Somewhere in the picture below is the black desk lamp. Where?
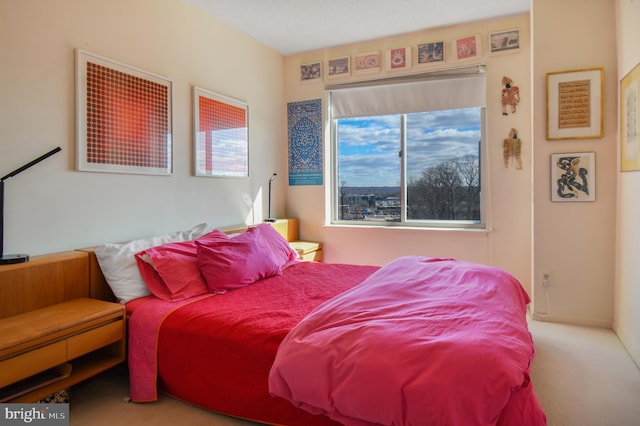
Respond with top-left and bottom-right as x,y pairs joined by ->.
265,172 -> 277,222
1,146 -> 62,265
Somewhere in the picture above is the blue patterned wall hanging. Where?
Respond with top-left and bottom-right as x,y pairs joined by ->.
288,99 -> 322,186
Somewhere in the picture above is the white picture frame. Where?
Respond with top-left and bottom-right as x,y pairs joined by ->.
193,86 -> 249,178
551,152 -> 596,202
76,49 -> 173,175
546,68 -> 604,140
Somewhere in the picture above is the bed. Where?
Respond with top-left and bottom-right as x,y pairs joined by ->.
88,222 -> 546,426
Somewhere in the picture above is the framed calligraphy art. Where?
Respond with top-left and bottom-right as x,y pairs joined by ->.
546,68 -> 604,140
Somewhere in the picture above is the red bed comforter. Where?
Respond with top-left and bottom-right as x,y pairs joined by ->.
269,256 -> 546,426
127,261 -> 379,425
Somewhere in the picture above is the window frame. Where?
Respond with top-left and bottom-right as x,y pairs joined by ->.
327,70 -> 488,230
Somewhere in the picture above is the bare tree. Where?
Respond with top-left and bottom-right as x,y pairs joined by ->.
408,160 -> 461,219
456,154 -> 480,219
407,156 -> 479,221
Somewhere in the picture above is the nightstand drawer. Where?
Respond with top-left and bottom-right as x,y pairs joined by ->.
0,341 -> 67,388
290,241 -> 322,262
67,320 -> 124,359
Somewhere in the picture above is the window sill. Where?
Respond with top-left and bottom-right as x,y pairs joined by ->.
324,222 -> 490,234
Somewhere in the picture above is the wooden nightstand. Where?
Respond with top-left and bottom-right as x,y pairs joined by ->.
290,241 -> 323,262
0,298 -> 125,402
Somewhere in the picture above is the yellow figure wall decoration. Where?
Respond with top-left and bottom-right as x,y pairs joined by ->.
503,128 -> 522,169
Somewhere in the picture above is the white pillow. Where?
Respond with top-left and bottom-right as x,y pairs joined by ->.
94,223 -> 213,304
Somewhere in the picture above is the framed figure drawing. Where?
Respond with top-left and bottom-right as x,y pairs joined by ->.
551,152 -> 595,202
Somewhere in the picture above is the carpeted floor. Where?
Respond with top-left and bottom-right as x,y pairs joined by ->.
67,319 -> 640,425
528,320 -> 640,426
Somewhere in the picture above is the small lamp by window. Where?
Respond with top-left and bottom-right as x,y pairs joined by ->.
265,172 -> 277,222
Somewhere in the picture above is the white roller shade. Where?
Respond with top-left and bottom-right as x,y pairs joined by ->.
328,65 -> 486,119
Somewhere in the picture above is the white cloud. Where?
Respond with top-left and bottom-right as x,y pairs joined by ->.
337,109 -> 480,186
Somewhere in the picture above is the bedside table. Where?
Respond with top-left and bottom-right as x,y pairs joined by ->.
0,297 -> 125,402
290,241 -> 323,262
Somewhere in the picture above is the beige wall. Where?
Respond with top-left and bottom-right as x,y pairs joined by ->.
285,14 -> 534,293
531,0 -> 617,328
285,2 -> 621,331
615,0 -> 640,366
0,0 -> 286,254
2,0 -> 632,352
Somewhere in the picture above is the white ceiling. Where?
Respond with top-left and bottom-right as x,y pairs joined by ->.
185,0 -> 530,55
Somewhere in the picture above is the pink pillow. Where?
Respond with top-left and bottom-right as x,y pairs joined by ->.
196,227 -> 282,294
135,230 -> 229,301
253,223 -> 299,265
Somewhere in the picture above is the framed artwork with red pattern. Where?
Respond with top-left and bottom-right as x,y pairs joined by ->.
193,87 -> 249,178
76,50 -> 172,175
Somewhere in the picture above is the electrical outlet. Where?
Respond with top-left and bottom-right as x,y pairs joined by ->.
542,272 -> 552,287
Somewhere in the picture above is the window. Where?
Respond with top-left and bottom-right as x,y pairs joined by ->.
328,66 -> 486,229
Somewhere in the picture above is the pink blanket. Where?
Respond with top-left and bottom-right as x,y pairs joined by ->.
127,293 -> 215,402
269,256 -> 546,425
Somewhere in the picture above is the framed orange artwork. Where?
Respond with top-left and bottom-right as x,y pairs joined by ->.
193,87 -> 249,178
386,46 -> 411,71
453,34 -> 481,60
76,50 -> 172,175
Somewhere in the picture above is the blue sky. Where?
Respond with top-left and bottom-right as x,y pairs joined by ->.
196,128 -> 248,176
337,108 -> 481,187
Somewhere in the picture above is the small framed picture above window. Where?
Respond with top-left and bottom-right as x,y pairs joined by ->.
327,56 -> 350,79
300,61 -> 322,82
453,34 -> 481,61
355,51 -> 381,74
417,41 -> 445,65
489,28 -> 520,55
386,46 -> 411,71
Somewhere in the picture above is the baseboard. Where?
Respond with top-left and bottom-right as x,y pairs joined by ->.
530,311 -> 612,329
613,324 -> 640,370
